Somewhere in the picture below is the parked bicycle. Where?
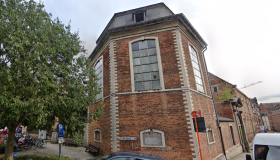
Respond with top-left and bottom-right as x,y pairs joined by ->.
34,138 -> 47,150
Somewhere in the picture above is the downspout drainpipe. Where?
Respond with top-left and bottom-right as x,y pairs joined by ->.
201,46 -> 227,160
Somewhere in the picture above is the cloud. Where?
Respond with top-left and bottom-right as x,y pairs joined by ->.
258,93 -> 280,101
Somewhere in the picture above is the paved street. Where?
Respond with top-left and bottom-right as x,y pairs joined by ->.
0,141 -> 101,160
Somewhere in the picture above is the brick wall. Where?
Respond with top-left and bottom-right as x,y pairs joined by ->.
117,91 -> 194,159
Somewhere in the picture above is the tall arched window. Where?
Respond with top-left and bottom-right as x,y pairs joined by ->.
94,57 -> 103,100
131,39 -> 161,91
189,45 -> 205,93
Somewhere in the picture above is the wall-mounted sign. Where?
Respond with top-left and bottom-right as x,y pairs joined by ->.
119,137 -> 137,140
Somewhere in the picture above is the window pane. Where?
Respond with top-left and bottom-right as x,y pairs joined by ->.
139,49 -> 148,57
133,51 -> 140,58
141,57 -> 149,64
147,40 -> 156,48
139,41 -> 147,49
142,65 -> 150,72
194,69 -> 201,78
132,42 -> 139,51
133,58 -> 141,65
134,73 -> 142,82
150,64 -> 159,71
143,81 -> 151,90
192,62 -> 199,69
135,82 -> 143,91
196,76 -> 203,85
151,72 -> 159,80
143,73 -> 150,81
134,66 -> 142,73
150,55 -> 157,63
148,48 -> 156,56
95,131 -> 100,141
152,80 -> 161,89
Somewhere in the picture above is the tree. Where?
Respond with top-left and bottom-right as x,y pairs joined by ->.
217,84 -> 236,102
0,0 -> 103,159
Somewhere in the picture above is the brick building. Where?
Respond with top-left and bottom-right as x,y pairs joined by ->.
209,73 -> 258,153
259,103 -> 280,131
87,3 -> 241,160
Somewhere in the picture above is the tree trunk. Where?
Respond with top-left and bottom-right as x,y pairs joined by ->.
4,125 -> 17,160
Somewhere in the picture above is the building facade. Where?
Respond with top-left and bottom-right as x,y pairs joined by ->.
259,103 -> 280,131
87,3 -> 246,160
209,73 -> 258,153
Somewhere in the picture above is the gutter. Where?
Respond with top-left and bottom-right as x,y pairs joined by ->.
201,46 -> 227,160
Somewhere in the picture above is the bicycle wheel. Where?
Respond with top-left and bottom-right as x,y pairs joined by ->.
42,140 -> 47,148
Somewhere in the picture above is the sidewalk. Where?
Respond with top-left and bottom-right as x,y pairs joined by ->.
0,142 -> 101,160
231,152 -> 251,160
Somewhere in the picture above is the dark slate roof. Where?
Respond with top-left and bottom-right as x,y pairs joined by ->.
218,115 -> 234,122
89,3 -> 207,59
261,103 -> 280,110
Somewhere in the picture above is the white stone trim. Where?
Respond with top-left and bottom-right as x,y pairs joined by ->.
173,29 -> 199,160
94,128 -> 102,143
109,41 -> 120,152
140,129 -> 166,148
128,36 -> 165,92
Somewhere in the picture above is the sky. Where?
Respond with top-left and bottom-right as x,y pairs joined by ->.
36,0 -> 280,103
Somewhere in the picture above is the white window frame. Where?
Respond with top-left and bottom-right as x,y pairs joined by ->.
188,45 -> 205,93
206,127 -> 215,144
94,128 -> 102,143
140,129 -> 166,148
129,37 -> 165,92
94,56 -> 103,100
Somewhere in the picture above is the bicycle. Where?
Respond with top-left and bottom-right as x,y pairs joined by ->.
34,138 -> 47,150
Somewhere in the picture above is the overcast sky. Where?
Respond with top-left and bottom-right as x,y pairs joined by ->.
36,0 -> 280,103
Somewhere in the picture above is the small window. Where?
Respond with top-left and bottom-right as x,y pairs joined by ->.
140,129 -> 165,147
213,86 -> 218,93
206,128 -> 215,144
94,129 -> 101,143
229,126 -> 236,145
134,12 -> 145,23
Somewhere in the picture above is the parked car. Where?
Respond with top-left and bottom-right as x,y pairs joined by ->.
96,151 -> 164,160
246,133 -> 280,160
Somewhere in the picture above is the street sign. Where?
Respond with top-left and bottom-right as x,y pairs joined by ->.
192,117 -> 206,132
119,137 -> 137,140
58,123 -> 64,138
17,127 -> 22,133
58,137 -> 64,144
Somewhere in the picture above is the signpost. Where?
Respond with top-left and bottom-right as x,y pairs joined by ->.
191,110 -> 203,160
58,123 -> 64,160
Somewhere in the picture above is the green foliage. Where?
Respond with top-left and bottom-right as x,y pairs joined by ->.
217,84 -> 235,102
72,132 -> 83,146
0,155 -> 73,160
0,0 -> 104,158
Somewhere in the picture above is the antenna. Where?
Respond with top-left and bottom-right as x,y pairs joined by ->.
239,81 -> 262,89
